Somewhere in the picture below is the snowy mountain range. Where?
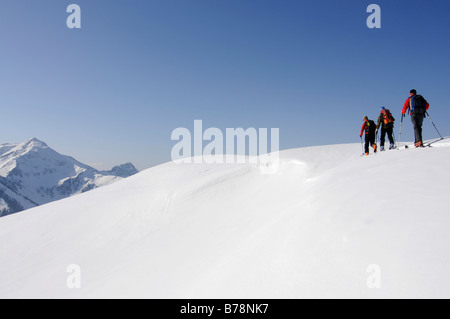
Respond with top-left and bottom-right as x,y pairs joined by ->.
0,138 -> 138,217
0,140 -> 449,298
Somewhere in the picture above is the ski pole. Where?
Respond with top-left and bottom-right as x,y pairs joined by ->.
392,129 -> 397,148
360,136 -> 364,156
398,114 -> 404,149
375,131 -> 378,155
425,111 -> 443,139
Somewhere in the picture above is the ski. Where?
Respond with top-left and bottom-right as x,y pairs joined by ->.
400,144 -> 432,150
425,137 -> 445,147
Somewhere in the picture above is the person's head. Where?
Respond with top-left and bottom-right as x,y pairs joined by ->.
410,89 -> 417,96
363,116 -> 368,122
380,106 -> 386,112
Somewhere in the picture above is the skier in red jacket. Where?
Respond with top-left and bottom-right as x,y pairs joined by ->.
402,89 -> 430,148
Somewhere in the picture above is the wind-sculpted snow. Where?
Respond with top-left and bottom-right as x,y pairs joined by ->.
0,141 -> 449,298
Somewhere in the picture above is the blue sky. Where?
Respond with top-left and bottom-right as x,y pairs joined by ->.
1,0 -> 449,170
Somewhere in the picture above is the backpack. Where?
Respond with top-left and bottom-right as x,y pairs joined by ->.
410,95 -> 427,114
382,109 -> 394,125
366,120 -> 377,134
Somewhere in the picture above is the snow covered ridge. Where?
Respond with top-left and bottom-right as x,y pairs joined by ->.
0,140 -> 449,298
0,138 -> 139,217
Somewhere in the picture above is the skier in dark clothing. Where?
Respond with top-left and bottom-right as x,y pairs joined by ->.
376,107 -> 396,151
360,116 -> 378,156
402,89 -> 430,148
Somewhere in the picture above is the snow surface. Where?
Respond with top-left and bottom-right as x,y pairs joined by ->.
0,141 -> 449,298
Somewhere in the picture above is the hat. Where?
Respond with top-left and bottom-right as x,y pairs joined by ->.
380,107 -> 386,110
410,89 -> 417,94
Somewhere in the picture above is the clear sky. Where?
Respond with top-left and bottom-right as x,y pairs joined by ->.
1,0 -> 449,170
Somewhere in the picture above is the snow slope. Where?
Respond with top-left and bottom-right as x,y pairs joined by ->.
0,141 -> 449,299
0,138 -> 138,216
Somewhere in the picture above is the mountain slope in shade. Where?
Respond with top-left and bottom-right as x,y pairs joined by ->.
0,138 -> 139,217
0,141 -> 449,298
0,182 -> 37,216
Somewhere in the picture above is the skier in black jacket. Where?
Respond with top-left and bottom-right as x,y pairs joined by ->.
376,107 -> 396,151
360,116 -> 378,156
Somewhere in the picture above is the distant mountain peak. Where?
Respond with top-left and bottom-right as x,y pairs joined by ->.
12,138 -> 50,155
24,138 -> 48,147
0,138 -> 139,217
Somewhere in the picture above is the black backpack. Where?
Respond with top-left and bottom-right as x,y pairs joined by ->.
366,120 -> 377,134
411,95 -> 427,114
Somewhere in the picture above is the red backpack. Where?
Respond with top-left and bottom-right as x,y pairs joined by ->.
382,109 -> 394,125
